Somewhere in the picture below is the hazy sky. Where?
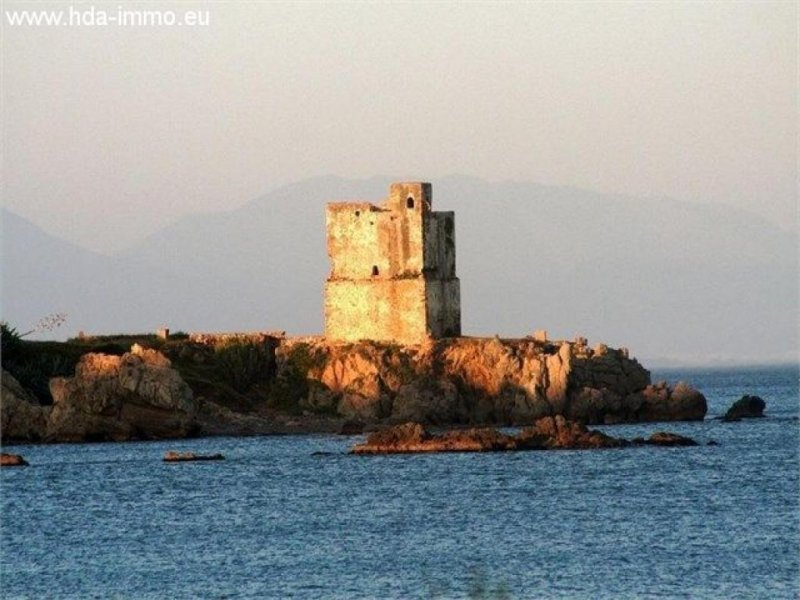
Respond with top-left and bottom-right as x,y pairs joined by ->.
2,1 -> 797,253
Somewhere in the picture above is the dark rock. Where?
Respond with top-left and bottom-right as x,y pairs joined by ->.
515,415 -> 627,450
352,416 -> 626,454
723,395 -> 766,421
338,420 -> 365,435
707,440 -> 719,446
351,417 -> 702,454
622,382 -> 707,423
638,431 -> 698,447
1,370 -> 49,443
163,451 -> 224,462
1,453 -> 29,467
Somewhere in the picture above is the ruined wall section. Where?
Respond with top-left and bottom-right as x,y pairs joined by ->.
423,210 -> 460,337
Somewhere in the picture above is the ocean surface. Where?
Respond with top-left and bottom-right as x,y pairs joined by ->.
2,366 -> 798,599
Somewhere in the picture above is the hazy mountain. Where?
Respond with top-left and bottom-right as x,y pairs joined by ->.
1,210 -> 265,337
3,176 -> 796,366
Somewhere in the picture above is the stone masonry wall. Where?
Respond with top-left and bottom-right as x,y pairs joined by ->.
324,182 -> 461,344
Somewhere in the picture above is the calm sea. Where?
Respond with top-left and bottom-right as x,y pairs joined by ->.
2,366 -> 798,599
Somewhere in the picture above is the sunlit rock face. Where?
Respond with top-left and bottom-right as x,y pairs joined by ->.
47,344 -> 197,442
278,336 -> 706,426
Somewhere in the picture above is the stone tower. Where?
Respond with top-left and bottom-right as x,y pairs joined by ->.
324,182 -> 461,344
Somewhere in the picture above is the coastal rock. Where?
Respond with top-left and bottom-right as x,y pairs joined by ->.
46,345 -> 197,442
516,415 -> 626,449
633,432 -> 699,447
723,395 -> 766,421
194,400 -> 274,437
351,422 -> 517,454
620,381 -> 707,423
390,379 -> 462,424
338,419 -> 365,435
279,338 -> 705,426
0,453 -> 29,467
351,417 -> 700,454
1,370 -> 49,443
337,392 -> 386,422
163,451 -> 224,462
352,416 -> 627,454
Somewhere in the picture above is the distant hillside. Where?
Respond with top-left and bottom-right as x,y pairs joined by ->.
1,210 -> 265,337
3,176 -> 796,365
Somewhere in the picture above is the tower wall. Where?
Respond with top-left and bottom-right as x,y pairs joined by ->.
324,182 -> 461,344
324,279 -> 429,344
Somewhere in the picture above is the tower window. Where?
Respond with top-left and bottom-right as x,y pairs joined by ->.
355,210 -> 360,217
371,265 -> 379,277
406,197 -> 415,209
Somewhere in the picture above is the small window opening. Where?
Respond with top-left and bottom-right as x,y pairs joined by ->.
355,210 -> 360,217
371,265 -> 379,277
406,196 -> 415,209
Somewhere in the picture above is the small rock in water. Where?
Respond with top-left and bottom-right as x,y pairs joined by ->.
707,440 -> 719,446
163,451 -> 224,462
1,453 -> 29,467
641,432 -> 699,447
722,395 -> 766,421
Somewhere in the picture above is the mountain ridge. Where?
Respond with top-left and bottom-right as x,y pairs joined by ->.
3,176 -> 796,364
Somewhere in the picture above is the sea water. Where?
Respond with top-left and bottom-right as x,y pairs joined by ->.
2,366 -> 798,599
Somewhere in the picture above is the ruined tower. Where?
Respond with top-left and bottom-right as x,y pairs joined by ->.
324,182 -> 461,344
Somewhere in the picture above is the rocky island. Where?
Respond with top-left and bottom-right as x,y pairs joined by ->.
1,183 -> 706,444
1,333 -> 706,444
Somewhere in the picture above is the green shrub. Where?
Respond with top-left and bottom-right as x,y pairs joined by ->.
7,353 -> 76,401
285,342 -> 327,374
1,332 -> 83,404
1,321 -> 23,362
214,339 -> 273,393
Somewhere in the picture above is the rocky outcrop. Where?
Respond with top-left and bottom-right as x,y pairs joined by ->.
351,416 -> 697,454
1,370 -> 49,443
3,334 -> 708,444
163,451 -> 224,462
46,345 -> 197,442
608,381 -> 708,424
195,400 -> 279,437
278,337 -> 706,426
723,395 -> 766,421
635,432 -> 698,447
515,415 -> 626,450
1,453 -> 29,467
351,422 -> 517,454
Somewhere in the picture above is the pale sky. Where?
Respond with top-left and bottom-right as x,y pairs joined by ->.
2,1 -> 797,253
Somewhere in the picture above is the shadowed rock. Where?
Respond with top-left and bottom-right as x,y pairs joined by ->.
515,416 -> 626,450
632,432 -> 699,447
1,370 -> 49,443
163,451 -> 224,462
722,395 -> 766,421
349,416 -> 694,454
338,420 -> 366,435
